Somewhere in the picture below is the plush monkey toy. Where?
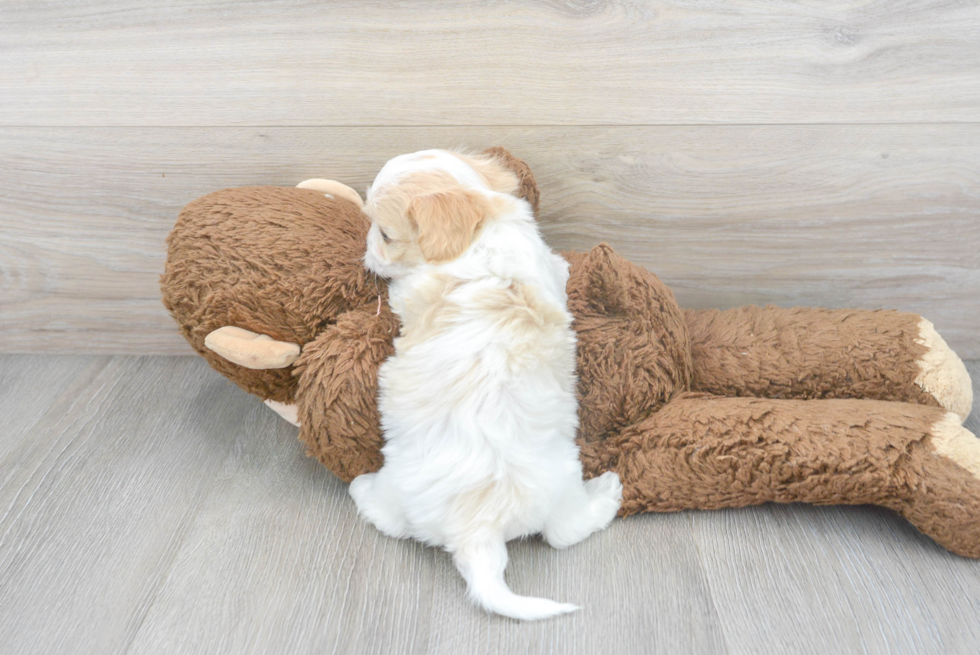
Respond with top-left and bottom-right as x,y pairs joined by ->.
162,148 -> 977,557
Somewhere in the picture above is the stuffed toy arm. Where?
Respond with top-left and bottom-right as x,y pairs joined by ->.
685,307 -> 973,420
291,304 -> 398,482
204,326 -> 301,369
579,393 -> 980,558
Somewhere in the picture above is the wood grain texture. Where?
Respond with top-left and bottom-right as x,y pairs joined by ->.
0,357 -> 249,654
693,503 -> 980,655
125,405 -> 727,655
0,356 -> 977,654
2,1 -> 979,126
1,125 -> 977,356
0,354 -> 99,462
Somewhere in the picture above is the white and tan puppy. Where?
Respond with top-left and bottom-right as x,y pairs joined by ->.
352,149 -> 622,621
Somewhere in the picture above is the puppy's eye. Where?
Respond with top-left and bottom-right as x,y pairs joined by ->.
379,229 -> 391,244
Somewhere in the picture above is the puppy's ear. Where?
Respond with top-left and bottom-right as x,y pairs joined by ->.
408,187 -> 489,263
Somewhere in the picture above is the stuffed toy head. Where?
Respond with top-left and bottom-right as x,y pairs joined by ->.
162,147 -> 538,404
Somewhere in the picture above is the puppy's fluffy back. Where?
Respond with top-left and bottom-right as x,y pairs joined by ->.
362,149 -> 587,620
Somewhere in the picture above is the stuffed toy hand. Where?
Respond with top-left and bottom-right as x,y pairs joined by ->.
162,149 -> 977,557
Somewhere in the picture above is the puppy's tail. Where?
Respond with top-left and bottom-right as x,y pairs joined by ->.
452,538 -> 579,621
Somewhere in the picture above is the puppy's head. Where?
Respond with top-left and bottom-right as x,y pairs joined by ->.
363,150 -> 521,278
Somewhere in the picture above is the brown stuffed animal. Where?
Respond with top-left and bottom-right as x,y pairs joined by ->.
161,148 -> 978,558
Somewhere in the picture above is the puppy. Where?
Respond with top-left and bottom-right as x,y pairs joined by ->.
352,149 -> 622,621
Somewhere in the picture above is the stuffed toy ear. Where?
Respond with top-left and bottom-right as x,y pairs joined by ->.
296,179 -> 364,208
408,187 -> 489,263
480,146 -> 540,215
204,326 -> 301,369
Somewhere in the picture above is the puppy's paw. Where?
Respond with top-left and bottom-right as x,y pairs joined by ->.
348,472 -> 376,506
586,471 -> 623,503
585,471 -> 622,529
349,474 -> 409,539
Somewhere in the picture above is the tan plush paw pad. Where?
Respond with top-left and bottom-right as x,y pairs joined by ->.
263,399 -> 300,427
930,412 -> 980,480
915,319 -> 973,421
204,326 -> 301,370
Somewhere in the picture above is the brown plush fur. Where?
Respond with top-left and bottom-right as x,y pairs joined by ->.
292,304 -> 398,480
162,186 -> 378,402
481,146 -> 540,214
162,148 -> 977,558
564,246 -> 692,445
578,395 -> 980,557
686,306 -> 940,407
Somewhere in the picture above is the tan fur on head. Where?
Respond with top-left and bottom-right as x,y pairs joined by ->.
367,170 -> 454,269
451,151 -> 521,197
409,186 -> 490,262
366,170 -> 502,266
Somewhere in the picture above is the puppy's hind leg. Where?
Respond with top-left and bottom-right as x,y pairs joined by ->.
349,472 -> 409,539
543,471 -> 622,550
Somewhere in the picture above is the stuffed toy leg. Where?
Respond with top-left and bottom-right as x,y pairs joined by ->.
292,321 -> 980,557
685,306 -> 972,419
579,395 -> 979,558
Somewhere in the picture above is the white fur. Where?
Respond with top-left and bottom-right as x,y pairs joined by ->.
353,150 -> 622,621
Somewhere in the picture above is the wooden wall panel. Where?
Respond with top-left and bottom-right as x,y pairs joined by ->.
2,1 -> 979,126
2,125 -> 976,356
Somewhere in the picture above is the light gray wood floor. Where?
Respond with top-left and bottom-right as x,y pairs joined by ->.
1,355 -> 979,655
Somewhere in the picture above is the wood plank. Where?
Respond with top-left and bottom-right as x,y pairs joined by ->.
2,125 -> 977,356
122,403 -> 442,655
691,361 -> 980,655
2,1 -> 979,126
965,360 -> 980,440
0,354 -> 100,462
0,357 -> 976,652
693,503 -> 980,655
0,356 -> 251,655
421,513 -> 727,655
124,385 -> 726,655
